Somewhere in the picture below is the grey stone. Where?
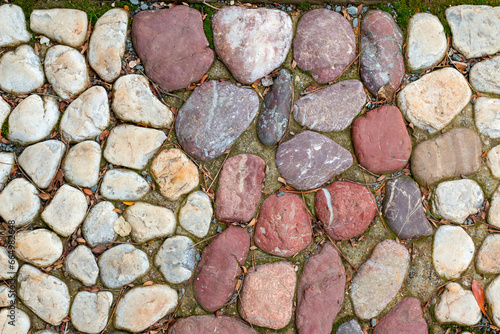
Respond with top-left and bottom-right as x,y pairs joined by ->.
15,229 -> 63,267
64,245 -> 99,286
98,244 -> 149,288
179,191 -> 212,238
0,97 -> 10,129
489,188 -> 500,228
63,141 -> 102,187
82,201 -> 118,247
0,152 -> 14,190
0,4 -> 31,47
475,97 -> 500,138
30,9 -> 88,47
337,320 -> 364,334
0,45 -> 44,94
18,140 -> 65,189
433,225 -> 474,279
123,202 -> 176,243
435,282 -> 481,325
0,308 -> 30,334
488,144 -> 500,178
0,178 -> 40,228
154,235 -> 195,284
71,291 -> 113,334
100,169 -> 150,201
0,246 -> 18,280
470,55 -> 500,95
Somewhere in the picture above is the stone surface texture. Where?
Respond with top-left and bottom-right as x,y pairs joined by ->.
179,191 -> 212,238
154,235 -> 195,284
15,229 -> 63,267
82,201 -> 118,247
336,320 -> 364,334
64,245 -> 99,286
374,297 -> 428,334
71,291 -> 113,334
98,244 -> 149,288
475,97 -> 500,138
0,152 -> 13,190
470,55 -> 500,95
489,188 -> 500,228
100,169 -> 150,201
0,4 -> 31,47
0,308 -> 30,334
18,140 -> 65,189
0,178 -> 40,228
0,45 -> 44,94
0,246 -> 18,280
433,225 -> 475,279
63,141 -> 101,187
486,275 -> 500,328
30,9 -> 88,47
477,234 -> 500,274
123,202 -> 176,243
168,315 -> 257,334
435,282 -> 482,325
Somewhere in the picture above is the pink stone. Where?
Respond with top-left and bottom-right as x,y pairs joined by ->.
374,298 -> 428,334
168,315 -> 257,334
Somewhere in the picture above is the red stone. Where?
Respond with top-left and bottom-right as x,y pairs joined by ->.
168,315 -> 257,334
374,297 -> 428,334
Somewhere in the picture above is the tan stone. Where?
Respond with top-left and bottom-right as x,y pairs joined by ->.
477,234 -> 500,274
30,9 -> 88,47
475,97 -> 500,138
15,229 -> 63,267
435,282 -> 481,326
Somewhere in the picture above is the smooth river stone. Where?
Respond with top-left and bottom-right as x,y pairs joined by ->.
477,234 -> 500,274
30,9 -> 88,47
0,45 -> 44,94
212,6 -> 292,84
360,10 -> 405,96
0,178 -> 40,228
374,298 -> 428,334
435,282 -> 481,326
433,225 -> 474,279
486,275 -> 500,328
470,55 -> 500,95
100,169 -> 150,201
0,4 -> 31,47
475,97 -> 500,138
18,140 -> 65,189
293,79 -> 366,132
411,128 -> 481,186
168,315 -> 257,334
293,9 -> 355,83
276,131 -> 353,191
175,80 -> 259,161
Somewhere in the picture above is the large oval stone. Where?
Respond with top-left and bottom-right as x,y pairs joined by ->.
30,9 -> 88,48
433,225 -> 474,279
168,315 -> 257,334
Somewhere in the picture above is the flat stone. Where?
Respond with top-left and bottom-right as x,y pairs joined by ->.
155,235 -> 195,284
132,6 -> 213,92
489,188 -> 500,228
477,234 -> 500,274
0,45 -> 44,94
0,308 -> 30,334
374,297 -> 427,334
63,141 -> 102,187
293,79 -> 366,132
114,285 -> 177,332
30,9 -> 88,47
0,178 -> 40,228
82,201 -> 118,247
175,80 -> 259,161
352,105 -> 412,174
411,128 -> 481,186
470,55 -> 500,95
475,97 -> 500,138
44,45 -> 89,99
0,246 -> 18,280
315,181 -> 376,240
433,225 -> 474,279
276,131 -> 353,191
294,9 -> 355,83
168,315 -> 257,334
432,179 -> 484,224
15,229 -> 63,267
383,176 -> 433,239
194,226 -> 249,312
360,10 -> 405,96
0,4 -> 30,47
18,140 -> 65,189
255,192 -> 313,257
150,148 -> 199,201
104,124 -> 166,170
17,264 -> 70,326
446,5 -> 500,58
64,245 -> 99,286
213,7 -> 292,84
336,320 -> 364,334
60,86 -> 110,143
179,191 -> 212,238
98,244 -> 149,288
71,291 -> 113,334
100,169 -> 150,201
407,13 -> 447,71
0,152 -> 14,190
215,154 -> 265,223
112,74 -> 174,128
435,282 -> 481,325
351,239 -> 410,320
486,275 -> 500,328
7,94 -> 59,145
89,8 -> 128,82
123,202 -> 176,243
0,285 -> 14,307
296,243 -> 345,334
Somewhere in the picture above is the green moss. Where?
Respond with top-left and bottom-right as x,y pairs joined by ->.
193,3 -> 215,49
1,119 -> 8,137
297,2 -> 311,11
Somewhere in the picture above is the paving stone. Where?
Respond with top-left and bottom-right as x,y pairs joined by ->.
114,285 -> 177,332
213,6 -> 292,84
0,285 -> 14,307
276,131 -> 353,191
168,315 -> 257,334
132,6 -> 214,92
155,235 -> 195,284
489,188 -> 500,228
475,97 -> 500,138
123,202 -> 176,243
374,297 -> 428,334
433,225 -> 474,279
44,45 -> 89,99
293,79 -> 366,132
351,239 -> 410,320
98,244 -> 149,289
17,264 -> 70,326
0,308 -> 30,334
71,291 -> 113,334
486,275 -> 500,328
60,86 -> 110,143
0,246 -> 18,280
315,181 -> 376,241
179,191 -> 212,238
0,4 -> 31,47
63,141 -> 102,187
15,229 -> 63,267
100,169 -> 150,201
112,74 -> 174,128
215,154 -> 265,223
89,8 -> 128,82
294,9 -> 355,83
336,320 -> 364,334
82,201 -> 118,247
446,5 -> 500,58
64,245 -> 99,286
0,178 -> 40,228
175,80 -> 259,161
435,282 -> 481,325
470,55 -> 500,95
0,152 -> 14,190
476,234 -> 500,274
18,140 -> 65,189
432,179 -> 484,224
0,45 -> 44,94
30,9 -> 88,47
0,96 -> 9,127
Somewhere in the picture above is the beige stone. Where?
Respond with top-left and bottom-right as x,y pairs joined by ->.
475,97 -> 500,138
0,45 -> 44,94
0,178 -> 40,228
0,246 -> 18,280
71,291 -> 113,334
435,282 -> 481,325
488,188 -> 500,229
113,216 -> 131,237
476,234 -> 500,274
63,141 -> 102,187
488,145 -> 500,178
30,9 -> 88,47
486,275 -> 500,328
123,202 -> 176,243
15,229 -> 63,267
433,226 -> 474,279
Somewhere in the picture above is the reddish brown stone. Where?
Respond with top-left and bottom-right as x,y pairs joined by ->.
168,315 -> 257,334
193,227 -> 250,312
315,181 -> 376,241
352,105 -> 412,174
254,192 -> 313,257
374,298 -> 428,334
215,154 -> 265,223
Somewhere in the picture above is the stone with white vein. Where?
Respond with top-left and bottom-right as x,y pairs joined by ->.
0,246 -> 18,280
0,178 -> 40,228
100,169 -> 150,201
433,225 -> 474,279
30,9 -> 88,48
64,245 -> 99,286
475,97 -> 500,138
155,235 -> 195,284
71,291 -> 113,334
18,140 -> 65,189
179,191 -> 212,238
63,141 -> 102,188
0,152 -> 14,190
435,282 -> 481,325
0,308 -> 30,334
0,45 -> 44,94
82,201 -> 118,247
470,55 -> 500,95
0,4 -> 31,47
15,229 -> 63,267
123,202 -> 176,243
98,244 -> 149,288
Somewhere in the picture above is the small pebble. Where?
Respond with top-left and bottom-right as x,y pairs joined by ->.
131,0 -> 139,4
141,4 -> 148,10
347,7 -> 358,16
353,18 -> 359,27
451,54 -> 462,61
335,5 -> 341,12
326,4 -> 331,9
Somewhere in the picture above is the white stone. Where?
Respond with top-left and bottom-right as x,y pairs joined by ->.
18,140 -> 65,189
64,245 -> 98,286
179,190 -> 212,238
17,264 -> 70,325
30,9 -> 88,48
407,13 -> 447,71
98,244 -> 149,289
88,8 -> 128,83
63,141 -> 102,187
397,67 -> 471,133
435,282 -> 481,325
35,331 -> 58,334
112,74 -> 174,128
42,184 -> 88,237
15,229 -> 63,267
0,246 -> 18,280
114,285 -> 178,332
433,225 -> 475,279
486,275 -> 500,328
71,291 -> 113,334
100,169 -> 150,201
44,45 -> 89,99
0,4 -> 31,47
0,285 -> 14,307
487,145 -> 500,179
82,201 -> 118,247
470,55 -> 500,95
103,124 -> 166,170
123,202 -> 176,243
0,152 -> 14,190
489,188 -> 500,229
0,308 -> 30,334
476,234 -> 500,274
0,178 -> 41,228
475,97 -> 500,138
155,235 -> 195,284
0,96 -> 10,127
0,45 -> 44,94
